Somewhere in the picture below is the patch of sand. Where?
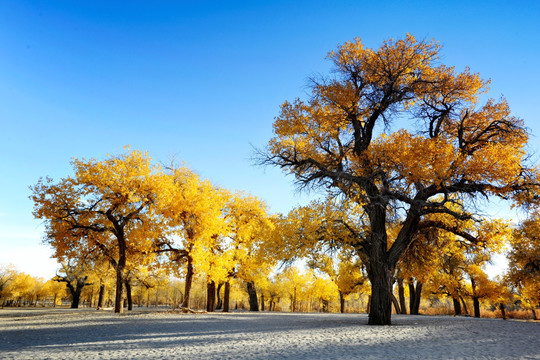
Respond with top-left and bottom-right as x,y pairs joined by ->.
0,308 -> 538,359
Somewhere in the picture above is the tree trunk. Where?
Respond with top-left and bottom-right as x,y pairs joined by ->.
182,256 -> 194,308
460,296 -> 469,315
260,294 -> 265,311
499,303 -> 506,320
397,278 -> 407,314
391,294 -> 401,314
216,283 -> 223,310
223,281 -> 230,312
206,280 -> 216,312
97,284 -> 105,309
71,288 -> 81,309
246,281 -> 259,311
453,297 -> 462,315
412,282 -> 422,315
408,280 -> 416,314
532,309 -> 537,320
339,291 -> 345,313
473,297 -> 480,318
114,255 -> 126,313
367,262 -> 394,325
125,279 -> 133,311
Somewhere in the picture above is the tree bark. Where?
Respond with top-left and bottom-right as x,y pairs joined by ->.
216,283 -> 223,310
206,280 -> 216,312
125,279 -> 133,311
412,282 -> 422,314
397,278 -> 407,314
532,309 -> 537,320
223,281 -> 230,312
181,256 -> 194,308
339,291 -> 345,313
246,281 -> 259,311
97,284 -> 105,309
367,261 -> 394,325
453,297 -> 462,315
408,281 -> 416,314
473,297 -> 480,318
260,294 -> 265,311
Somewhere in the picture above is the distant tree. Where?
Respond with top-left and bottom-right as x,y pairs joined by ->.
54,261 -> 93,308
0,264 -> 17,307
260,34 -> 538,324
507,213 -> 540,319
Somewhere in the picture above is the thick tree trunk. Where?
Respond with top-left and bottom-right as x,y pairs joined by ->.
97,284 -> 105,309
223,281 -> 230,312
339,291 -> 345,313
453,297 -> 462,315
473,297 -> 480,318
181,256 -> 194,308
397,278 -> 407,314
125,279 -> 133,311
206,280 -> 216,312
367,263 -> 394,325
71,288 -> 81,309
246,281 -> 259,311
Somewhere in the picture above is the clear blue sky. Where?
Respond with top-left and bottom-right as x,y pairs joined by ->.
1,0 -> 539,278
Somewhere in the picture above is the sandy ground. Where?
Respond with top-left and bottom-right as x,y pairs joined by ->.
0,308 -> 539,359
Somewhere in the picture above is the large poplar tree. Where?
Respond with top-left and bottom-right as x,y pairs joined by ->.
32,149 -> 166,313
261,34 -> 538,324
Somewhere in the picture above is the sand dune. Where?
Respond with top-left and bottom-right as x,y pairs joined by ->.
1,308 -> 538,359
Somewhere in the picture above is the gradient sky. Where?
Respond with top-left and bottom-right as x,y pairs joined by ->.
1,1 -> 539,278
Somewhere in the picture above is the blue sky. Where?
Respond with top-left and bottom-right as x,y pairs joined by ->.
1,1 -> 539,278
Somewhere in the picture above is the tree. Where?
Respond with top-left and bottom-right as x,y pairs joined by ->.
507,213 -> 540,319
32,149 -> 167,313
0,264 -> 16,307
54,261 -> 93,308
221,192 -> 276,312
159,166 -> 229,310
260,34 -> 537,324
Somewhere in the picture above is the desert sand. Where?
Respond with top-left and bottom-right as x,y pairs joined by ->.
0,308 -> 538,359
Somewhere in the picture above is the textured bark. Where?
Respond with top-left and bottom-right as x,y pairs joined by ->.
246,281 -> 259,311
181,256 -> 194,308
367,262 -> 394,325
223,281 -> 230,312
